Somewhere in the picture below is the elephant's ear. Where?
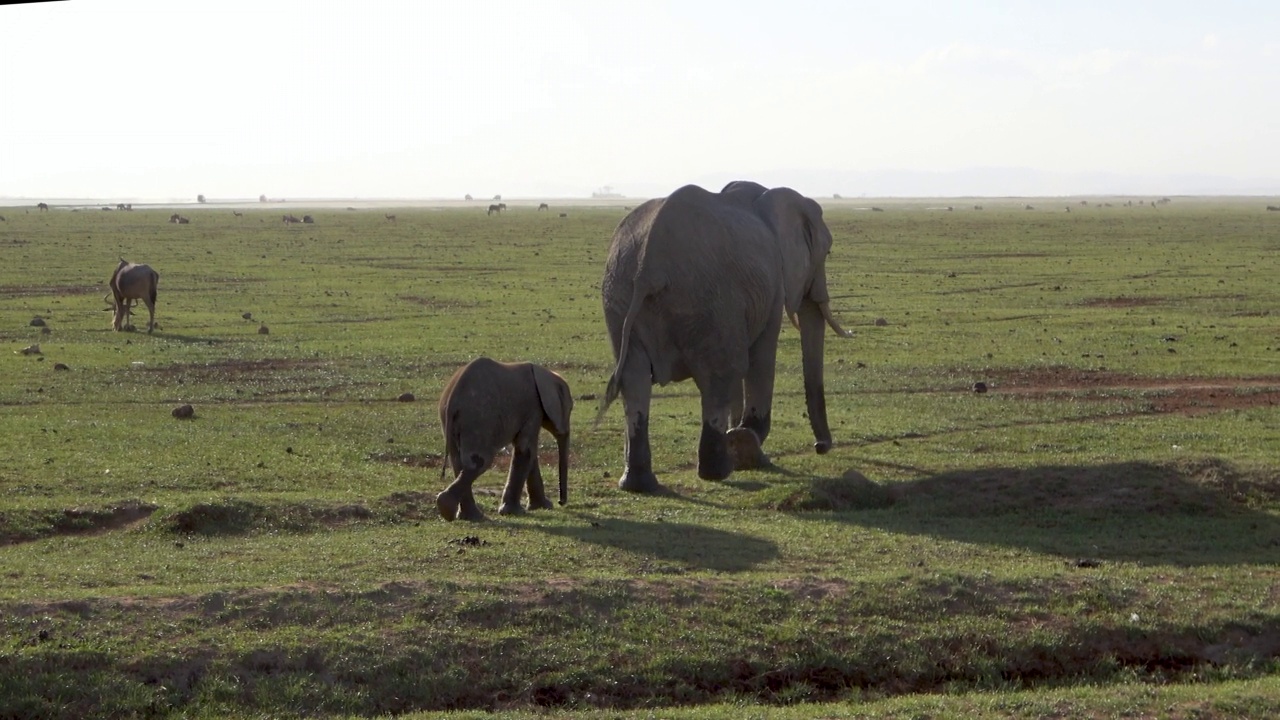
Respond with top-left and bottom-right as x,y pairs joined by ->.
755,189 -> 833,314
533,366 -> 573,436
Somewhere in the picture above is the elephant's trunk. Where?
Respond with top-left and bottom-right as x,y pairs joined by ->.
556,433 -> 570,505
819,301 -> 853,338
798,300 -> 833,454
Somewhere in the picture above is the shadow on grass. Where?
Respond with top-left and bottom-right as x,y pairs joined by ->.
784,457 -> 1280,566
538,515 -> 779,572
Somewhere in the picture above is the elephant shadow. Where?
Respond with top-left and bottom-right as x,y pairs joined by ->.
537,517 -> 779,573
793,457 -> 1280,567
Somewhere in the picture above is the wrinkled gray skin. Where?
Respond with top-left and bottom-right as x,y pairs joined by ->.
598,181 -> 852,493
109,258 -> 159,332
437,358 -> 574,521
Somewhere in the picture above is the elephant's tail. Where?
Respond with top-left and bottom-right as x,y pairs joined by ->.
595,285 -> 646,427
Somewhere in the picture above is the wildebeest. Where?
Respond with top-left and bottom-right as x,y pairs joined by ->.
232,210 -> 244,218
0,215 -> 5,222
282,214 -> 301,224
384,214 -> 396,222
487,204 -> 503,216
37,202 -> 49,212
177,217 -> 190,224
109,258 -> 159,333
538,203 -> 549,211
116,203 -> 126,210
1268,206 -> 1280,212
302,215 -> 314,224
169,213 -> 182,223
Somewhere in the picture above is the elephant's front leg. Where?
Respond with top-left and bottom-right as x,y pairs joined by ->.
499,442 -> 537,516
618,349 -> 661,493
524,453 -> 555,511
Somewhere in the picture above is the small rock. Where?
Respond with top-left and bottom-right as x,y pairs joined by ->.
171,404 -> 195,419
53,363 -> 70,371
972,382 -> 988,393
397,392 -> 415,402
29,317 -> 46,327
257,324 -> 269,335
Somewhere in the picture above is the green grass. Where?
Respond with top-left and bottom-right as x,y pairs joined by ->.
1,199 -> 1278,718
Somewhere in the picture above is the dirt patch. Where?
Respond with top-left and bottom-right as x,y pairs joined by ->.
0,284 -> 101,298
398,295 -> 482,309
0,500 -> 157,546
1079,296 -> 1166,308
979,367 -> 1280,416
145,358 -> 328,377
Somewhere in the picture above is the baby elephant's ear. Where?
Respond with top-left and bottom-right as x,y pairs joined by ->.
532,366 -> 572,436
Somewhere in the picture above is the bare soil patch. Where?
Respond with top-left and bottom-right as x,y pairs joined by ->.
145,358 -> 328,378
0,284 -> 100,298
982,367 -> 1280,415
1079,296 -> 1166,308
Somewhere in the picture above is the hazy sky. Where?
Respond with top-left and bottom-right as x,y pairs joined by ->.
3,0 -> 1277,199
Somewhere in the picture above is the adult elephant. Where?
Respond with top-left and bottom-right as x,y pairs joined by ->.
598,181 -> 852,493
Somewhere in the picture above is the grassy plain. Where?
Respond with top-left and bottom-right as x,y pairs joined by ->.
0,198 -> 1278,718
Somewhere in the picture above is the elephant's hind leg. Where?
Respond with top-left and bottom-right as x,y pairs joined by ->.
437,455 -> 488,522
523,456 -> 555,511
696,374 -> 736,481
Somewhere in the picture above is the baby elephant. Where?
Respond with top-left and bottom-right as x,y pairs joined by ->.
437,358 -> 573,521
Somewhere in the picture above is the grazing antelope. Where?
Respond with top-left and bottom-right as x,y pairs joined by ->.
109,258 -> 159,333
232,210 -> 244,218
538,203 -> 549,211
37,202 -> 49,211
384,213 -> 396,223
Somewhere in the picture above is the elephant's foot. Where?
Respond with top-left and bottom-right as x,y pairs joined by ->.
618,467 -> 662,494
727,427 -> 767,470
813,438 -> 832,455
697,422 -> 733,481
498,501 -> 526,516
436,490 -> 460,521
526,496 -> 554,511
